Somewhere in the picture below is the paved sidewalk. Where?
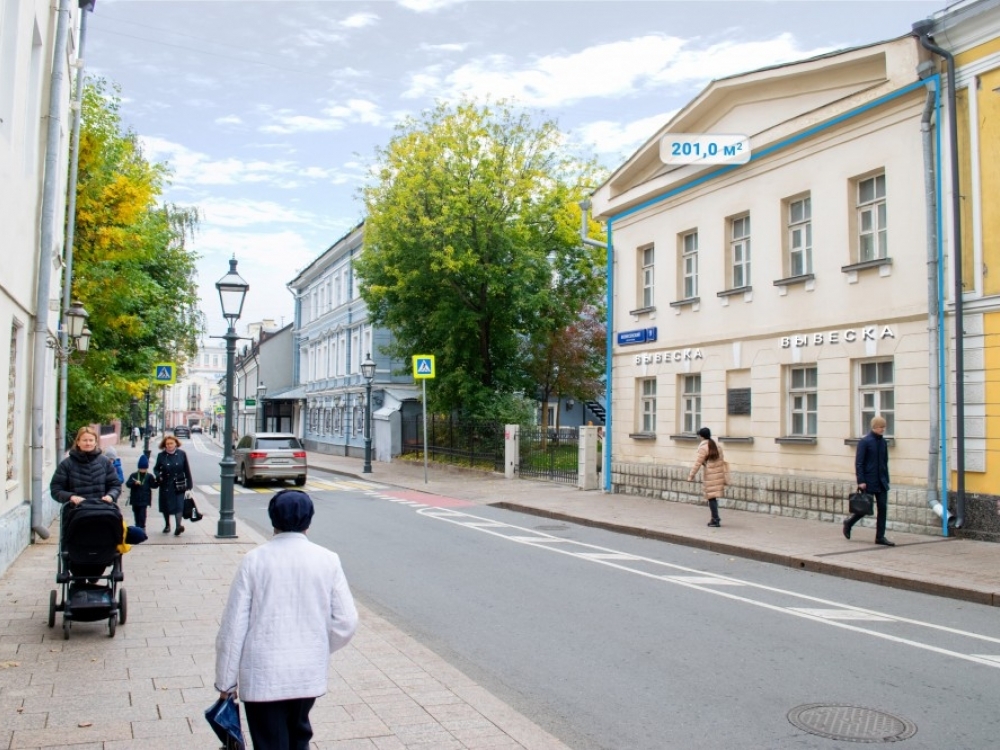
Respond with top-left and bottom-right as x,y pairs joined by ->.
298,447 -> 1000,607
0,442 -> 571,750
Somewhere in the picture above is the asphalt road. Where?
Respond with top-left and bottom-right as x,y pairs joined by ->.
183,437 -> 1000,750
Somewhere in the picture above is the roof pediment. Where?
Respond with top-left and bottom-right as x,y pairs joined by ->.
604,41 -> 907,204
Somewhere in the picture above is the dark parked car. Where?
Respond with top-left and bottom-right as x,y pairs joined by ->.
234,433 -> 307,486
173,426 -> 191,438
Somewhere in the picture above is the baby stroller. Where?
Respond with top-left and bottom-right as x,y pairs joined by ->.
48,499 -> 128,639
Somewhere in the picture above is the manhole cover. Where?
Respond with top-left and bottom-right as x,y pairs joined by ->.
535,524 -> 569,531
788,704 -> 917,743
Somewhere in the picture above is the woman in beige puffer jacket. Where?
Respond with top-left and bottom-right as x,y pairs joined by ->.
687,426 -> 727,527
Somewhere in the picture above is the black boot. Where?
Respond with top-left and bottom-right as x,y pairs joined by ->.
162,516 -> 171,533
707,499 -> 721,527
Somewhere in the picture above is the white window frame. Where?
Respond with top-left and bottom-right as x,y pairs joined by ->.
787,365 -> 818,437
681,230 -> 698,299
639,245 -> 655,308
639,378 -> 657,433
857,172 -> 887,262
858,359 -> 894,436
681,374 -> 701,433
730,214 -> 751,288
787,195 -> 812,276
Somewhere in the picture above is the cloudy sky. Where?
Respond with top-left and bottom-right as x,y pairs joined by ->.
87,0 -> 944,335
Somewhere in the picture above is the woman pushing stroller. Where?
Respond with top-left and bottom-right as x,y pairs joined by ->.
50,426 -> 122,507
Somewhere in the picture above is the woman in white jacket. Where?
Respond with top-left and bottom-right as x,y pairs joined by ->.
215,489 -> 358,749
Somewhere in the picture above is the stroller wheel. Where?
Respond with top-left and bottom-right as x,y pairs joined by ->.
118,589 -> 128,625
63,618 -> 70,640
48,590 -> 56,628
108,614 -> 117,638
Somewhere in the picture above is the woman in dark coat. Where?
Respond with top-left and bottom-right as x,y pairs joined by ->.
50,426 -> 122,507
154,435 -> 193,536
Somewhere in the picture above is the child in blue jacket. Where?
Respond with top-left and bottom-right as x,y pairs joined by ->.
125,455 -> 158,530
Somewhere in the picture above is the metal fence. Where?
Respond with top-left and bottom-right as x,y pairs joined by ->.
400,415 -> 505,472
518,426 -> 579,483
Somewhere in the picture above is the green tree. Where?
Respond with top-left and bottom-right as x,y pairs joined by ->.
357,99 -> 604,418
66,77 -> 202,432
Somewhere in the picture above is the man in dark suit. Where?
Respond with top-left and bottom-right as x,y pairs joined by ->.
844,415 -> 894,546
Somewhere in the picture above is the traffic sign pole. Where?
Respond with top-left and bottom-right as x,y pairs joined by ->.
422,379 -> 428,484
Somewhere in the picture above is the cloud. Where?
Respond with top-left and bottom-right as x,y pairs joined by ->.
404,33 -> 834,107
420,42 -> 469,53
195,198 -> 316,228
398,0 -> 465,12
341,12 -> 379,29
260,98 -> 386,134
138,136 -> 357,188
215,114 -> 244,126
575,111 -> 679,156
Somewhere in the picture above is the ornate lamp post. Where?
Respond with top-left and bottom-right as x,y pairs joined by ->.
360,353 -> 376,474
129,396 -> 138,447
257,382 -> 266,432
49,300 -> 91,450
143,388 -> 152,458
216,257 -> 249,539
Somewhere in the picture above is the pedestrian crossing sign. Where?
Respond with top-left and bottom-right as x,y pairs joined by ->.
412,355 -> 435,380
152,362 -> 177,385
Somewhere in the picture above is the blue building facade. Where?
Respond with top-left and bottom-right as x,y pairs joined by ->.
287,222 -> 418,460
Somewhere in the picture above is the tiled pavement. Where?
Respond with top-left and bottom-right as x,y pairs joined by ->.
0,447 -> 571,750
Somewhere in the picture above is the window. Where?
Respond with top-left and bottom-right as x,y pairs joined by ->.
680,231 -> 698,299
639,245 -> 655,308
681,374 -> 701,433
857,173 -> 887,261
639,378 -> 657,433
859,360 -> 894,435
729,214 -> 751,288
788,366 -> 818,436
787,195 -> 812,276
354,403 -> 364,435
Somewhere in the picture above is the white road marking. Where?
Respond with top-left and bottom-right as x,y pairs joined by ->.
664,576 -> 746,586
788,608 -> 894,622
415,507 -> 1000,669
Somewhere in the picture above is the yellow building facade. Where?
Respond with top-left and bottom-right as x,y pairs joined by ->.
925,0 -> 1000,540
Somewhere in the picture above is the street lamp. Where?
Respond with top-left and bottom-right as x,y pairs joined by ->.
216,257 -> 249,539
257,382 -> 266,432
49,300 -> 91,451
129,396 -> 138,447
360,353 -> 376,474
143,388 -> 152,458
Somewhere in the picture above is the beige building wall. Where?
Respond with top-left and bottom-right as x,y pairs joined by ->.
593,37 -> 946,535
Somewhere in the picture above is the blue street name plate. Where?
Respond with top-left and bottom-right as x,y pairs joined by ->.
618,327 -> 657,346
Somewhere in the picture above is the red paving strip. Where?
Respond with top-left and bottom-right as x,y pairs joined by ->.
382,489 -> 474,507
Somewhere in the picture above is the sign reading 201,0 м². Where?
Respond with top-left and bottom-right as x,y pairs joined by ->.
659,134 -> 751,165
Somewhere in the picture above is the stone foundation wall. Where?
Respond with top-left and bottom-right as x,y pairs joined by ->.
0,503 -> 31,578
611,461 -> 950,537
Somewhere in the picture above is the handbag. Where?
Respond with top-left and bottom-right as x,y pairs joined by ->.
205,695 -> 245,750
182,491 -> 204,522
848,489 -> 874,516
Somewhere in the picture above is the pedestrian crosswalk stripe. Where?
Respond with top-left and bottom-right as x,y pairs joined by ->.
198,479 -> 384,495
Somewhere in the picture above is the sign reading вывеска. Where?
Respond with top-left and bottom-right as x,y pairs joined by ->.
629,325 -> 897,364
